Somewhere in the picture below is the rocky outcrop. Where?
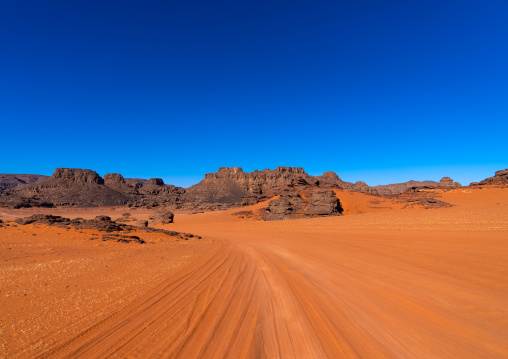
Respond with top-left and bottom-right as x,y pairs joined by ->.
186,167 -> 343,206
263,192 -> 307,220
261,189 -> 343,220
476,169 -> 508,185
306,190 -> 344,216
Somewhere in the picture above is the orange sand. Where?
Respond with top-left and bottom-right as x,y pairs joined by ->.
1,187 -> 507,358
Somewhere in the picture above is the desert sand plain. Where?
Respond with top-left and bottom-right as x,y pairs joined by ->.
1,187 -> 507,358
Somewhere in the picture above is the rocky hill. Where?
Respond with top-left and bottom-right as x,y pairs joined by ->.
0,174 -> 49,192
0,168 -> 184,208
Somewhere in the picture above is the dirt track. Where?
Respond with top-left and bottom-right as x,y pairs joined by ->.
2,188 -> 507,358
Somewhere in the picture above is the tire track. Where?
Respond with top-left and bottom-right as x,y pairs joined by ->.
35,242 -> 232,358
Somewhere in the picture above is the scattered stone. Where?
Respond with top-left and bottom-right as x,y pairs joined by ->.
101,234 -> 145,244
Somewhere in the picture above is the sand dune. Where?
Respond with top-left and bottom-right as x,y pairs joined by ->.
1,187 -> 507,358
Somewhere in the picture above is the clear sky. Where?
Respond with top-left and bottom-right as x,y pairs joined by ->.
1,0 -> 506,187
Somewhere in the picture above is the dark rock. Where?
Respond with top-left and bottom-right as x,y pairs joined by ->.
94,215 -> 112,222
148,211 -> 174,224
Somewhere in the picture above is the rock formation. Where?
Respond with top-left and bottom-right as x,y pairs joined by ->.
475,169 -> 508,186
186,167 -> 463,204
52,168 -> 104,184
438,177 -> 461,188
306,190 -> 344,216
0,166 -> 467,214
185,167 -> 342,205
261,189 -> 343,220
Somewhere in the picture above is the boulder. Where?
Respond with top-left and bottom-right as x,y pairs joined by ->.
306,190 -> 343,215
136,220 -> 148,227
262,192 -> 306,220
148,211 -> 174,224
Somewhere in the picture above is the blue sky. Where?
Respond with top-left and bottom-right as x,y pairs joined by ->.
1,0 -> 506,187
